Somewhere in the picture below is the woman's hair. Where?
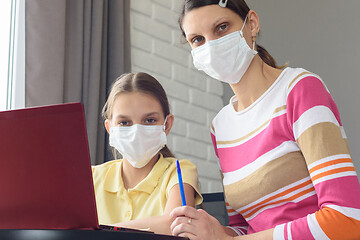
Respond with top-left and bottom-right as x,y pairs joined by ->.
178,0 -> 285,69
102,72 -> 175,158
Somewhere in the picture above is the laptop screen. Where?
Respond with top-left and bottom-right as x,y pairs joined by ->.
0,103 -> 99,229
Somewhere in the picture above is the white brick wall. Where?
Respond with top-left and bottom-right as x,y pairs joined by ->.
130,0 -> 224,193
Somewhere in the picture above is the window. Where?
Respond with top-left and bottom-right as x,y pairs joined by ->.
0,0 -> 25,111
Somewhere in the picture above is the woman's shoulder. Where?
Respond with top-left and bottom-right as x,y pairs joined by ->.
282,67 -> 324,90
210,96 -> 236,128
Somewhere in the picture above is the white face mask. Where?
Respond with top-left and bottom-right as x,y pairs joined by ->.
191,16 -> 257,84
109,119 -> 167,168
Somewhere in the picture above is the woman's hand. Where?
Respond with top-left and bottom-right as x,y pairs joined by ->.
170,206 -> 233,240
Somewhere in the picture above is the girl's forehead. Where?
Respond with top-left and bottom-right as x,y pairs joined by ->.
112,92 -> 163,116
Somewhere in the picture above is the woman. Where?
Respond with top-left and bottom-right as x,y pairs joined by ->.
170,0 -> 360,239
92,72 -> 202,235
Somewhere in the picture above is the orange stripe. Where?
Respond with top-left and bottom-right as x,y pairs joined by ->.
309,158 -> 352,174
238,180 -> 313,215
311,167 -> 356,181
315,207 -> 360,239
243,187 -> 315,218
225,202 -> 236,213
227,208 -> 236,213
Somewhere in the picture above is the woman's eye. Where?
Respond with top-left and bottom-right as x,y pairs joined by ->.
217,23 -> 228,33
191,36 -> 204,45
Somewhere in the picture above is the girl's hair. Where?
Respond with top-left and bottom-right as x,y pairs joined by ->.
178,0 -> 285,69
102,72 -> 175,158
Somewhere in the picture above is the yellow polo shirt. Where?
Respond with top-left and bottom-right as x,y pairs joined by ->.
92,154 -> 202,225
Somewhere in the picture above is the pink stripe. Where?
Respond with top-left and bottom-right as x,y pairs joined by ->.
217,114 -> 293,173
315,175 -> 360,209
246,195 -> 318,235
287,76 -> 342,126
210,133 -> 218,157
290,211 -> 315,239
228,212 -> 248,229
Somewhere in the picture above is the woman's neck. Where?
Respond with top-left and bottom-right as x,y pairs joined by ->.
230,56 -> 283,112
121,154 -> 160,190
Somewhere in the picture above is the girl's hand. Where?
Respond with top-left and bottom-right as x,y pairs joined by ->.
170,206 -> 233,240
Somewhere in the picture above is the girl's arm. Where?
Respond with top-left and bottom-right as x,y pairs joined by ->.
115,183 -> 196,235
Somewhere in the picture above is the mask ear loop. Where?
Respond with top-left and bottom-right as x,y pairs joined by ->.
241,15 -> 248,31
240,15 -> 256,51
252,34 -> 256,50
163,115 -> 169,131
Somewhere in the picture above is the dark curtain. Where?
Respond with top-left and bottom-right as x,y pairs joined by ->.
25,0 -> 130,164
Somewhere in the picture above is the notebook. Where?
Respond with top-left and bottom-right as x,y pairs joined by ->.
0,103 -> 99,229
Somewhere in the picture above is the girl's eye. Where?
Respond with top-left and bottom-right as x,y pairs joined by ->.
118,121 -> 130,126
145,118 -> 156,124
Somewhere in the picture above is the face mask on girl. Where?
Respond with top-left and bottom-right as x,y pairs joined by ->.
109,117 -> 168,168
191,16 -> 257,84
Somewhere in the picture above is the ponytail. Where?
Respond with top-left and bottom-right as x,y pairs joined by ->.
256,44 -> 287,69
160,145 -> 175,158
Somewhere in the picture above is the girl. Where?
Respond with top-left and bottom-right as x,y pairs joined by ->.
170,0 -> 360,239
92,72 -> 202,235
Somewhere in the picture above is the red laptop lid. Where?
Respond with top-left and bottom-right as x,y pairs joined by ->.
0,103 -> 99,229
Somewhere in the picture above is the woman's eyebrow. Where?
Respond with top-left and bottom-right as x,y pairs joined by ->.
185,16 -> 230,39
212,17 -> 230,27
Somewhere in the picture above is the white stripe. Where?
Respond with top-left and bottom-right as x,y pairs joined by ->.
245,191 -> 316,221
287,222 -> 292,240
238,226 -> 248,231
226,203 -> 238,216
310,162 -> 354,178
308,154 -> 351,169
226,226 -> 246,236
307,214 -> 331,240
240,181 -> 314,215
312,171 -> 357,186
223,141 -> 300,185
293,106 -> 339,140
217,121 -> 270,148
273,223 -> 286,240
237,177 -> 311,212
340,126 -> 347,139
210,125 -> 215,135
326,205 -> 360,221
227,211 -> 239,217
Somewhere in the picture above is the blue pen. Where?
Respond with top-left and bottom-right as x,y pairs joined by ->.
176,160 -> 186,206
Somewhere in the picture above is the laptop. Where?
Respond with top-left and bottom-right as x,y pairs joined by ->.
0,103 -> 100,229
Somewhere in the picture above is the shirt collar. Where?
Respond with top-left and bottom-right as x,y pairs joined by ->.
103,154 -> 172,195
103,160 -> 124,193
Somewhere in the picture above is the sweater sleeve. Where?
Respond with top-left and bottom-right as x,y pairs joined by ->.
274,74 -> 360,239
211,126 -> 249,236
225,198 -> 249,235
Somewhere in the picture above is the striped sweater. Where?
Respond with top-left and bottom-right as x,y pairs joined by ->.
210,67 -> 360,239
